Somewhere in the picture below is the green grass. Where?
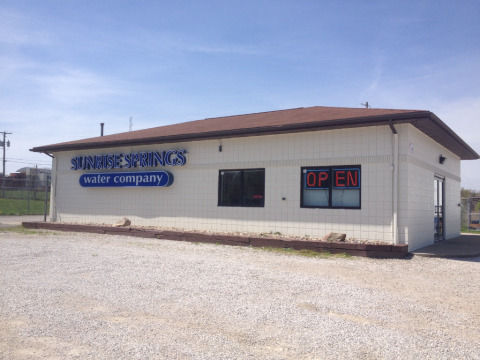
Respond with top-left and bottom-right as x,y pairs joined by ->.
2,226 -> 43,235
461,227 -> 480,234
258,246 -> 352,259
1,225 -> 60,235
0,198 -> 49,215
1,189 -> 48,201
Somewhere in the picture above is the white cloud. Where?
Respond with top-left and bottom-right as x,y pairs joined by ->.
434,97 -> 480,190
0,8 -> 52,47
434,97 -> 480,146
34,67 -> 126,105
124,29 -> 263,57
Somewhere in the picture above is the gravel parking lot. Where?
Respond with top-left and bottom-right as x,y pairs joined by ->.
1,229 -> 479,360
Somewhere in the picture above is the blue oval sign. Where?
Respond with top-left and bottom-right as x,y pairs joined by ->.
79,171 -> 173,188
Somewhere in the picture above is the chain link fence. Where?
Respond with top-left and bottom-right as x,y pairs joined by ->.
0,177 -> 50,225
2,177 -> 479,231
461,195 -> 480,231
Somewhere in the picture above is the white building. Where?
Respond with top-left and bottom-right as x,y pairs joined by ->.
16,167 -> 52,182
32,106 -> 479,251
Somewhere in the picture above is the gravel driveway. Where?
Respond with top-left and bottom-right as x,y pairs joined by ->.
1,230 -> 479,360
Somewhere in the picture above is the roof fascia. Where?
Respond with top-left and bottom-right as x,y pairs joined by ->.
31,110 -> 479,160
430,112 -> 479,159
412,112 -> 479,160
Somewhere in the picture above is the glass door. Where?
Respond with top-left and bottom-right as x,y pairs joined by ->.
434,176 -> 444,241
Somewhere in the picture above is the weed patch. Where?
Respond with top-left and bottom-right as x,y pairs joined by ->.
257,246 -> 351,259
1,226 -> 58,235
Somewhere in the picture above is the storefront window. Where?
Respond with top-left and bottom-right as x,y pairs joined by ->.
218,169 -> 265,207
301,166 -> 361,209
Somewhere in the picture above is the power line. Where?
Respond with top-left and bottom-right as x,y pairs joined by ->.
7,160 -> 51,165
7,158 -> 51,164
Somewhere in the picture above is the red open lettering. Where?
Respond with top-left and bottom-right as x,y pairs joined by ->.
335,170 -> 345,187
305,170 -> 330,189
305,167 -> 360,192
319,171 -> 328,187
347,170 -> 358,187
334,169 -> 359,188
307,172 -> 316,187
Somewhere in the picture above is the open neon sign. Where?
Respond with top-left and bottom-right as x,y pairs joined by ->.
304,168 -> 360,190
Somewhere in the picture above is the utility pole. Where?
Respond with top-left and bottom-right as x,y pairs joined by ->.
1,131 -> 12,198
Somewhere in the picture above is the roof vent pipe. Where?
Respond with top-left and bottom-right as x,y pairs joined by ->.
100,123 -> 104,137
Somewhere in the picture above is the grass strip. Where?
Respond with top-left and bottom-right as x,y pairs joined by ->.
257,246 -> 352,259
0,198 -> 49,215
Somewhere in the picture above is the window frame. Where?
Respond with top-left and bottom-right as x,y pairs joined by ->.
300,165 -> 361,209
218,168 -> 265,207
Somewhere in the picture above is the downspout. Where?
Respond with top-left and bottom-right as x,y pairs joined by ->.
50,155 -> 58,222
43,152 -> 54,222
389,121 -> 399,245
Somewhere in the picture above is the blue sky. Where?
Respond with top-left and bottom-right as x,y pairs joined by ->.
1,0 -> 479,189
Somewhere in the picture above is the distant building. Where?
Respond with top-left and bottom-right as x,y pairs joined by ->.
16,167 -> 51,182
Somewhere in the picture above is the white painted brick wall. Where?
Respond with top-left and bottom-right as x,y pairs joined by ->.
399,125 -> 461,249
50,123 -> 461,250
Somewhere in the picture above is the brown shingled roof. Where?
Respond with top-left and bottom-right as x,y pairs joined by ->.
31,106 -> 479,160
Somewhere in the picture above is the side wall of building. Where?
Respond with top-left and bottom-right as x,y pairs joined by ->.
398,125 -> 461,250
